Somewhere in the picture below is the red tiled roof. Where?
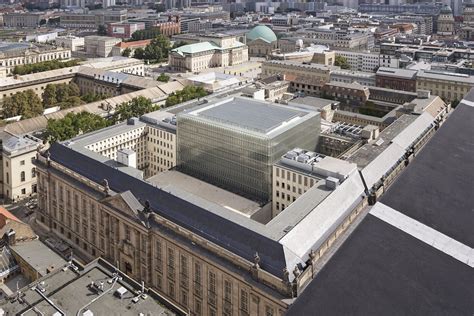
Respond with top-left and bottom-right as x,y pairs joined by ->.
0,206 -> 21,229
115,40 -> 152,48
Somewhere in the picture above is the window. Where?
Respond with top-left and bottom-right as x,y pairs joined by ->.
224,279 -> 232,303
265,305 -> 275,316
168,281 -> 175,298
240,289 -> 249,313
20,171 -> 25,182
194,298 -> 202,316
20,160 -> 25,166
181,290 -> 188,306
21,188 -> 26,195
31,167 -> 36,178
167,248 -> 175,279
125,226 -> 130,241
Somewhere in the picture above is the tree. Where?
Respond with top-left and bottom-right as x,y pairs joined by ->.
172,41 -> 187,49
157,73 -> 170,83
12,59 -> 80,75
42,82 -> 81,108
133,47 -> 145,59
57,96 -> 84,109
130,27 -> 162,41
111,96 -> 158,123
122,47 -> 132,57
132,35 -> 171,63
2,90 -> 43,119
42,84 -> 58,107
81,92 -> 109,103
45,112 -> 109,142
164,86 -> 208,107
334,56 -> 350,69
97,24 -> 107,36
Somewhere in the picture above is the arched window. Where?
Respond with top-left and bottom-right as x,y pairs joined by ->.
32,168 -> 36,178
20,171 -> 25,182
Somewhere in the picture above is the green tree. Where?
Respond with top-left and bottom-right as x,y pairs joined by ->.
2,90 -> 43,119
81,93 -> 109,103
172,41 -> 187,49
122,47 -> 132,57
111,96 -> 158,123
132,35 -> 171,63
164,86 -> 208,107
57,96 -> 84,109
133,47 -> 145,59
45,112 -> 109,142
157,73 -> 170,82
42,84 -> 58,107
42,82 -> 81,108
12,59 -> 80,75
97,24 -> 107,36
130,27 -> 162,41
334,56 -> 350,69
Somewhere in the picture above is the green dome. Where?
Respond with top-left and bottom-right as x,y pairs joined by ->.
247,25 -> 277,43
440,4 -> 452,14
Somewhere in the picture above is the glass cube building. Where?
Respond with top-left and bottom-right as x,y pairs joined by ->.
177,97 -> 320,202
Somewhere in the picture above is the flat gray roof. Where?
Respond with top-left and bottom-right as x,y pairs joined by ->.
288,96 -> 338,110
186,96 -> 312,134
10,240 -> 66,276
147,171 -> 261,217
347,114 -> 418,168
2,258 -> 181,316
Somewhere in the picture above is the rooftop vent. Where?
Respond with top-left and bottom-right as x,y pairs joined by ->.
325,176 -> 340,190
416,89 -> 430,99
115,287 -> 128,298
127,117 -> 139,125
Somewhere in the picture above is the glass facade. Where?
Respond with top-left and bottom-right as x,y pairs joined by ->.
177,111 -> 320,202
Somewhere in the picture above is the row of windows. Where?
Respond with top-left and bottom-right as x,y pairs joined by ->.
154,239 -> 276,316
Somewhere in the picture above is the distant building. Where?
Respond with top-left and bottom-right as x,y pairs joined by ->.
322,82 -> 370,107
84,36 -> 122,57
416,70 -> 474,101
177,97 -> 320,202
437,4 -> 455,36
55,36 -> 85,51
3,12 -> 46,28
0,42 -> 71,77
111,39 -> 151,57
376,67 -> 417,92
107,21 -> 145,39
169,34 -> 248,72
155,16 -> 181,37
59,9 -> 127,29
334,50 -> 380,73
246,25 -> 278,57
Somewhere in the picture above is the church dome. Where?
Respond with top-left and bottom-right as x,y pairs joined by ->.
247,25 -> 277,43
440,4 -> 453,14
